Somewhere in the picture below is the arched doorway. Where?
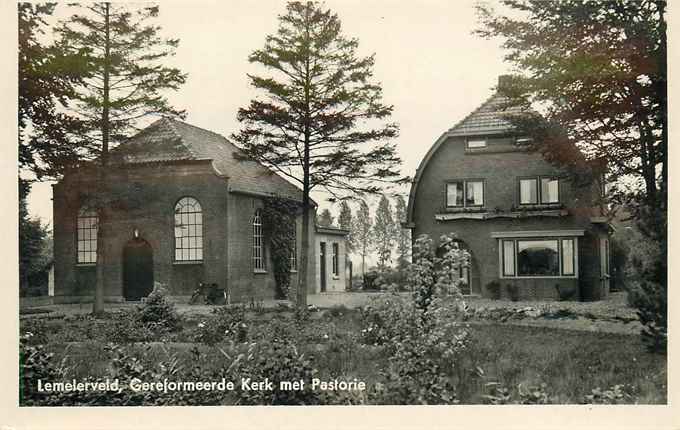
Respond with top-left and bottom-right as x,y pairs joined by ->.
123,237 -> 154,301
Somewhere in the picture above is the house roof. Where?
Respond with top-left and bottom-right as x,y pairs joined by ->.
447,93 -> 527,137
110,118 -> 304,201
405,82 -> 532,225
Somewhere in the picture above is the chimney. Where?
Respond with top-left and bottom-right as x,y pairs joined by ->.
498,74 -> 513,92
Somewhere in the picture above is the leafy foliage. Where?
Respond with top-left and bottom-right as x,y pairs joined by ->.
19,181 -> 52,295
621,223 -> 666,352
408,234 -> 470,311
583,384 -> 634,404
138,285 -> 181,332
19,3 -> 84,180
55,3 -> 187,148
476,0 -> 667,215
262,197 -> 299,299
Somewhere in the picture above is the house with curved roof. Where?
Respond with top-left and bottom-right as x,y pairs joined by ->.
405,77 -> 611,301
52,118 -> 347,303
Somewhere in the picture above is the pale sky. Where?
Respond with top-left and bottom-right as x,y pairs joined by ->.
25,0 -> 511,225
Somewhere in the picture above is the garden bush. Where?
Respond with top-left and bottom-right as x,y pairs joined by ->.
505,284 -> 520,302
191,306 -> 248,345
138,284 -> 181,332
363,234 -> 474,404
624,224 -> 667,353
485,281 -> 501,299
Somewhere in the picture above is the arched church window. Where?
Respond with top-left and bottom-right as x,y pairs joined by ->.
174,197 -> 203,261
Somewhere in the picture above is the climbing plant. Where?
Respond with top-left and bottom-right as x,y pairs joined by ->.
262,197 -> 299,299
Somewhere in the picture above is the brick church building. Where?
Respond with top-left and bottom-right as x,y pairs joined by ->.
52,118 -> 327,303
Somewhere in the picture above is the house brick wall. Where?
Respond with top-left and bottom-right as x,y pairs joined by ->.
411,135 -> 608,300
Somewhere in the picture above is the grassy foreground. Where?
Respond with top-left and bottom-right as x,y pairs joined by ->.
20,305 -> 666,405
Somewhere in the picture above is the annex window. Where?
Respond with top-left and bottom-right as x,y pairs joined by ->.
332,243 -> 339,276
77,207 -> 98,264
174,197 -> 203,261
467,139 -> 487,149
290,224 -> 297,272
447,180 -> 484,207
500,237 -> 577,278
253,209 -> 265,271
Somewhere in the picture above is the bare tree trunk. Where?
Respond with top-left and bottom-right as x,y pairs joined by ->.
93,2 -> 111,315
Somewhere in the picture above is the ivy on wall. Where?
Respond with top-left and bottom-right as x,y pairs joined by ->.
261,197 -> 299,299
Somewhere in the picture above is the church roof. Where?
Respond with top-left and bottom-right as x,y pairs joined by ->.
110,117 -> 304,201
446,93 -> 527,137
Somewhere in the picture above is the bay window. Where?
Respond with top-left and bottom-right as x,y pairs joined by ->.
500,236 -> 577,278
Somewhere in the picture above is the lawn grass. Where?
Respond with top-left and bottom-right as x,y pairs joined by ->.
26,310 -> 666,404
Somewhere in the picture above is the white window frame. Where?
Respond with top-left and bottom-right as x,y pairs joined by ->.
253,209 -> 265,272
76,206 -> 98,264
174,197 -> 203,262
332,242 -> 339,277
467,139 -> 487,149
446,179 -> 484,208
540,177 -> 560,204
519,176 -> 560,205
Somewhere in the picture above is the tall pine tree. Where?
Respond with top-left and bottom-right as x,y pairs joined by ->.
316,208 -> 334,227
55,3 -> 186,313
337,200 -> 353,253
373,195 -> 395,269
233,2 -> 404,308
394,194 -> 410,271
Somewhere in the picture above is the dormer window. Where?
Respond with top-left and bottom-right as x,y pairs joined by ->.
516,137 -> 533,145
467,139 -> 487,149
447,180 -> 484,208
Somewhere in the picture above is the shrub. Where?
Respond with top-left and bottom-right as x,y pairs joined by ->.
230,339 -> 327,405
583,385 -> 634,404
325,304 -> 349,318
20,333 -> 62,405
482,382 -> 511,405
485,281 -> 501,299
191,306 -> 248,345
361,235 -> 474,404
555,283 -> 577,301
506,284 -> 520,302
362,269 -> 380,290
624,224 -> 667,353
138,284 -> 181,332
517,383 -> 551,404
